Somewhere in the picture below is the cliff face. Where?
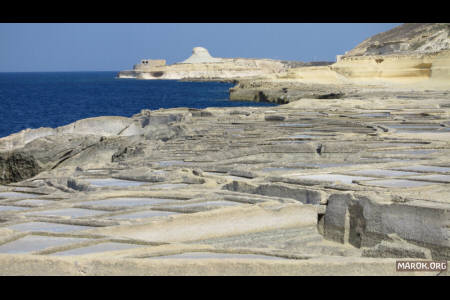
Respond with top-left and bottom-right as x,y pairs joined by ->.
344,23 -> 450,56
276,24 -> 450,89
229,24 -> 450,104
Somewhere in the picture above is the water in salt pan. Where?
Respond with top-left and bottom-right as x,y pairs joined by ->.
388,124 -> 442,129
149,251 -> 287,260
157,160 -> 186,167
25,208 -> 107,218
172,200 -> 244,209
85,178 -> 147,187
291,174 -> 376,184
50,242 -> 145,256
360,179 -> 433,188
407,174 -> 450,183
109,210 -> 179,220
394,165 -> 450,173
13,199 -> 57,206
347,169 -> 421,177
376,149 -> 438,155
0,206 -> 27,212
278,123 -> 312,127
288,135 -> 314,139
0,192 -> 39,199
7,221 -> 93,233
368,142 -> 428,148
149,183 -> 189,189
355,112 -> 390,118
261,167 -> 307,173
0,235 -> 90,254
81,197 -> 181,208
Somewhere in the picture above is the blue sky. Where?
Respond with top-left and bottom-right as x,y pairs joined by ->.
0,23 -> 401,72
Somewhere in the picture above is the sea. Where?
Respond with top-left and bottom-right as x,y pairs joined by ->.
0,71 -> 276,138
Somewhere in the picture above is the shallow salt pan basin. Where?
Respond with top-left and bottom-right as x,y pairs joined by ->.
388,124 -> 442,128
171,200 -> 244,209
202,172 -> 251,180
0,192 -> 39,199
157,160 -> 186,166
261,167 -> 307,173
278,123 -> 312,127
368,142 -> 429,148
85,178 -> 147,187
290,174 -> 376,185
347,169 -> 421,177
25,208 -> 107,218
109,210 -> 179,220
0,235 -> 90,254
13,199 -> 57,206
355,112 -> 390,118
288,135 -> 314,139
7,221 -> 94,233
149,183 -> 189,189
375,149 -> 438,156
406,174 -> 450,183
50,242 -> 145,256
360,179 -> 433,188
81,197 -> 181,208
394,165 -> 450,173
0,206 -> 28,212
149,252 -> 287,260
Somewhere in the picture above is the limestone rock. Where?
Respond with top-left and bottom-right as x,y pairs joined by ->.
0,151 -> 41,184
362,234 -> 432,259
345,23 -> 450,56
180,47 -> 223,64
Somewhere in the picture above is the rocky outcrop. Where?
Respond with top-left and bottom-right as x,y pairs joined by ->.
229,24 -> 450,104
0,152 -> 41,184
0,110 -> 192,183
180,47 -> 224,64
344,23 -> 450,56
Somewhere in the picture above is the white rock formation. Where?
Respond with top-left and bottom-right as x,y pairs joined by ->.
179,47 -> 224,64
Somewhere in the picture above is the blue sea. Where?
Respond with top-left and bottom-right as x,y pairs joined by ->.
0,71 -> 276,138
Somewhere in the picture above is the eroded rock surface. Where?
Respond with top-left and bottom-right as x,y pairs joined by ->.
1,24 -> 449,275
1,91 -> 449,275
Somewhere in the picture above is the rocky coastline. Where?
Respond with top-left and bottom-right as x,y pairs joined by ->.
0,23 -> 449,275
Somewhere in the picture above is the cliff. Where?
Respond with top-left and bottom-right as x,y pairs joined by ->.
344,23 -> 450,57
229,24 -> 450,104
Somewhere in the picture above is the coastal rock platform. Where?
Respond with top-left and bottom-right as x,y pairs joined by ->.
1,90 -> 449,275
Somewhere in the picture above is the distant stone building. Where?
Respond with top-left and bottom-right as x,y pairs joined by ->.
133,59 -> 166,70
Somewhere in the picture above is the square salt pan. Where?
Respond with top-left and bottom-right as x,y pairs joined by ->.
25,208 -> 107,218
85,178 -> 147,187
394,165 -> 450,173
149,252 -> 287,260
149,183 -> 189,189
7,222 -> 94,233
347,169 -> 421,177
0,206 -> 28,212
50,242 -> 145,256
406,174 -> 450,183
0,235 -> 90,254
0,192 -> 39,199
109,210 -> 179,220
359,179 -> 434,188
81,197 -> 180,208
290,174 -> 376,185
13,199 -> 57,206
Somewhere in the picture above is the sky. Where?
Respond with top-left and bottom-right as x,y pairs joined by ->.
0,23 -> 402,72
